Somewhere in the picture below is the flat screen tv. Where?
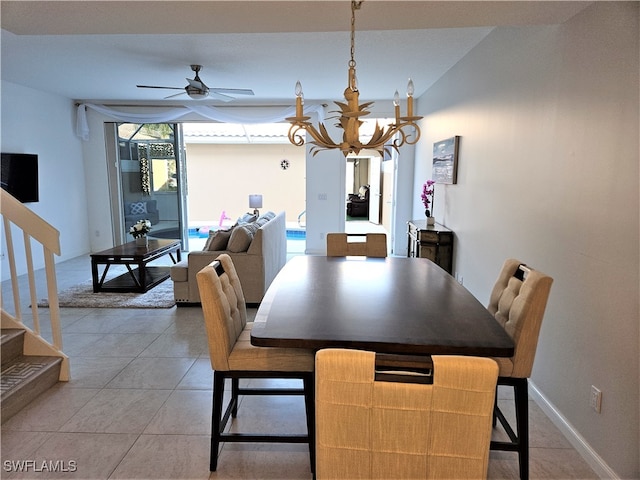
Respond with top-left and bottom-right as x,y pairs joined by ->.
1,153 -> 39,203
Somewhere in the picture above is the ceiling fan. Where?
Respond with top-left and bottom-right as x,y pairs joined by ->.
137,64 -> 254,102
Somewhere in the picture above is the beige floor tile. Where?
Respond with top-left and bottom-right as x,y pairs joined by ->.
109,434 -> 211,480
98,312 -> 176,334
106,356 -> 196,389
138,330 -> 209,358
529,447 -> 600,479
2,385 -> 100,432
58,389 -> 171,434
75,332 -> 161,357
214,443 -> 313,479
62,314 -> 127,334
1,431 -> 51,460
66,356 -> 134,388
57,333 -> 107,356
144,389 -> 212,435
228,394 -> 309,436
2,432 -> 137,480
177,357 -> 214,390
487,446 -> 599,479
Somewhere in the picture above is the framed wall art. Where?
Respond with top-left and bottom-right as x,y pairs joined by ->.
432,136 -> 460,184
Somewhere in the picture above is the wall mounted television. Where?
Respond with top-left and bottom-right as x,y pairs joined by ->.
1,153 -> 39,203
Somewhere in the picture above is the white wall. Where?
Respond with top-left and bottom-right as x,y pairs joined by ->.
1,82 -> 89,280
413,3 -> 639,477
185,143 -> 305,224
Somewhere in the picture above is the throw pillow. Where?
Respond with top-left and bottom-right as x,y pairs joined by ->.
202,230 -> 216,251
209,229 -> 233,251
202,229 -> 233,251
227,225 -> 254,253
237,213 -> 258,224
258,211 -> 275,222
129,202 -> 147,215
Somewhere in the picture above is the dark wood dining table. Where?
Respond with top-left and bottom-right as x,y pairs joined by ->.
251,255 -> 514,358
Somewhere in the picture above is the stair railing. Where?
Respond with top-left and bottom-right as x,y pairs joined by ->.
0,189 -> 69,380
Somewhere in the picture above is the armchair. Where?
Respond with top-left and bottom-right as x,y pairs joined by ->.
346,185 -> 370,218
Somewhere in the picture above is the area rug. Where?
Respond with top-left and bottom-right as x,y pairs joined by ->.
37,279 -> 175,309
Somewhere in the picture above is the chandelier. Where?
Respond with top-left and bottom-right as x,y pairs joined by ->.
286,0 -> 422,157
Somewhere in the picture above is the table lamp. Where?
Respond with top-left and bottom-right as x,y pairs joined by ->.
249,194 -> 263,216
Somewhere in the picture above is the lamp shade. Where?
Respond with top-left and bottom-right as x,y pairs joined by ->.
249,194 -> 263,209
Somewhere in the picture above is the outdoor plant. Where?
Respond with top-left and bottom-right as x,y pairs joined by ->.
421,179 -> 435,217
129,219 -> 152,238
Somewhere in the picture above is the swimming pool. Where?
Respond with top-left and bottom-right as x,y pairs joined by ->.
188,226 -> 306,240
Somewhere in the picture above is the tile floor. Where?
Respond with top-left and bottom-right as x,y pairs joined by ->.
1,255 -> 599,479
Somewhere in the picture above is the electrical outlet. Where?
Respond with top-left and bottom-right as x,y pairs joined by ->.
590,386 -> 602,413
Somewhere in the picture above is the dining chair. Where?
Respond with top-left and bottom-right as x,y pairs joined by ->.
326,232 -> 387,257
196,254 -> 316,473
487,259 -> 553,480
315,349 -> 499,479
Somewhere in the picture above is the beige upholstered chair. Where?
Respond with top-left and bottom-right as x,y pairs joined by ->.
196,254 -> 315,472
488,259 -> 553,480
326,232 -> 387,257
315,349 -> 499,479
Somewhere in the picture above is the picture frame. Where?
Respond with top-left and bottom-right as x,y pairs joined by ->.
432,136 -> 460,184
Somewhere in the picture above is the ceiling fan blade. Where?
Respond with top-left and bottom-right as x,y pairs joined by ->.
137,85 -> 183,90
211,88 -> 255,96
209,92 -> 235,102
164,91 -> 187,99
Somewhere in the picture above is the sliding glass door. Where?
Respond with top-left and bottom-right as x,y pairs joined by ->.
107,123 -> 189,249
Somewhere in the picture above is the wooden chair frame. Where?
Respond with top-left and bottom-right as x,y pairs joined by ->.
211,370 -> 315,472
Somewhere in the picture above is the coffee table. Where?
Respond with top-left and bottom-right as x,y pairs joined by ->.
90,239 -> 181,293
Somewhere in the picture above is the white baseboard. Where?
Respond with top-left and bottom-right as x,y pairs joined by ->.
529,381 -> 619,479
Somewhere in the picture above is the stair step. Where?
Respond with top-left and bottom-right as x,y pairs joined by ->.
1,355 -> 62,422
1,329 -> 25,366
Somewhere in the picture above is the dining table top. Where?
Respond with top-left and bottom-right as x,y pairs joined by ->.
250,255 -> 514,358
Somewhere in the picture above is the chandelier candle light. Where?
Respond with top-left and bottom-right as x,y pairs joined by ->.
286,0 -> 422,157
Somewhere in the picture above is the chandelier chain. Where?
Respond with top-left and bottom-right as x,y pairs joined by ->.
349,1 -> 359,68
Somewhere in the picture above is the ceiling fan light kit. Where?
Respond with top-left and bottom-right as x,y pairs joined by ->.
286,0 -> 423,157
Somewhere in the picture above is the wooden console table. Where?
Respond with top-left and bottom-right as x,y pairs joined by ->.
407,220 -> 454,274
90,239 -> 181,293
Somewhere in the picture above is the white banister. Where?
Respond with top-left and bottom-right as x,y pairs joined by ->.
0,189 -> 69,381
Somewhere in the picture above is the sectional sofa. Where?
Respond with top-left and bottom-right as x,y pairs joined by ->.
170,211 -> 287,305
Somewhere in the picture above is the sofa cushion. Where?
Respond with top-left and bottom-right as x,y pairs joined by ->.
205,228 -> 233,251
227,223 -> 259,252
130,201 -> 147,215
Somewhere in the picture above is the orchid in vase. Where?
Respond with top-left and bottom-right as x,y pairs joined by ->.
129,219 -> 152,239
421,180 -> 435,218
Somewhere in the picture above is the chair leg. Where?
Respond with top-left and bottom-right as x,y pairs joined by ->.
210,371 -> 226,472
231,378 -> 240,417
303,373 -> 316,474
491,377 -> 529,480
514,378 -> 529,480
